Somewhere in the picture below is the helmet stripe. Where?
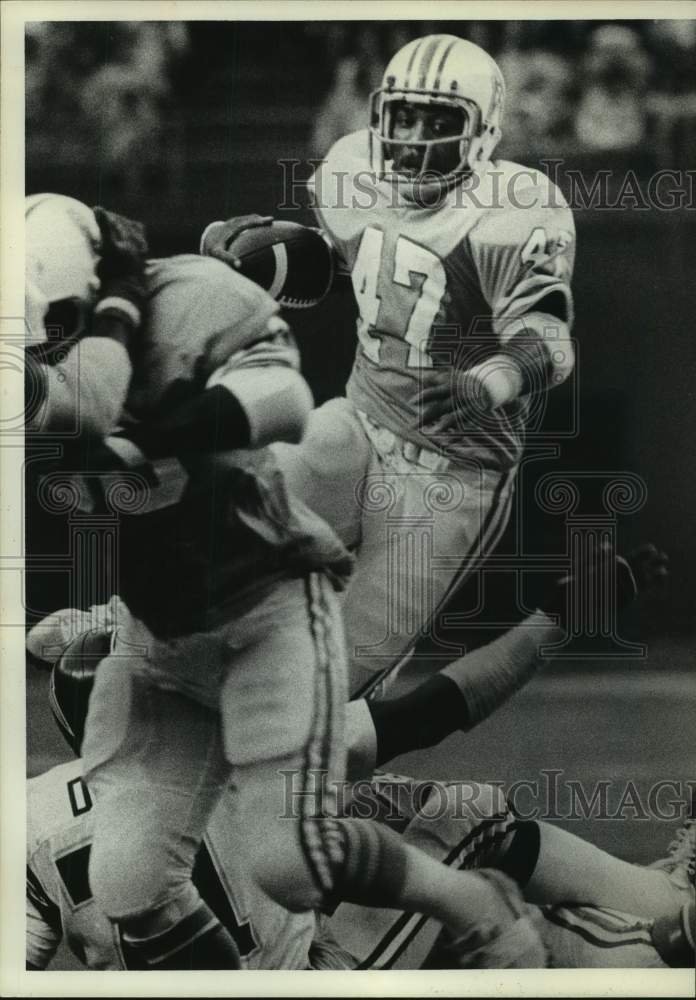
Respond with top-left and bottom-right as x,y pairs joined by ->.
403,39 -> 423,90
416,35 -> 444,90
432,37 -> 458,91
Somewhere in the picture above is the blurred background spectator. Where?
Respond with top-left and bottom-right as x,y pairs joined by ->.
496,49 -> 579,158
26,19 -> 696,204
26,22 -> 189,198
575,25 -> 652,151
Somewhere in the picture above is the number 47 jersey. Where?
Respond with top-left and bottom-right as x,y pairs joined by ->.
309,129 -> 576,471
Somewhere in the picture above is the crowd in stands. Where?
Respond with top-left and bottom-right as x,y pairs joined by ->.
26,19 -> 696,191
26,22 -> 189,193
309,20 -> 696,163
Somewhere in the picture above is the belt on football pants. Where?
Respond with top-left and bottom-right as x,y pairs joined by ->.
357,410 -> 450,473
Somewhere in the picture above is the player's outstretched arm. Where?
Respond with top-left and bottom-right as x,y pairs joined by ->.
346,543 -> 668,778
417,316 -> 569,431
97,316 -> 313,470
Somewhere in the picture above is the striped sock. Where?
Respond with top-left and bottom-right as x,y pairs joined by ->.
121,899 -> 241,970
321,817 -> 409,910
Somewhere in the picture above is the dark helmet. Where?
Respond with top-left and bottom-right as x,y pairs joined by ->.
49,628 -> 113,754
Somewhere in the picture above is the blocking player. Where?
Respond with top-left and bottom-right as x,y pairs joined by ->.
25,194 -> 148,438
26,639 -> 522,970
28,601 -> 693,971
27,198 -> 547,971
202,35 -> 577,697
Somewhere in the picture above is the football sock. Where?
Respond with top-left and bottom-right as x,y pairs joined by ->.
523,821 -> 684,921
367,611 -> 561,766
497,820 -> 541,887
325,817 -> 525,943
440,611 -> 561,729
120,891 -> 241,970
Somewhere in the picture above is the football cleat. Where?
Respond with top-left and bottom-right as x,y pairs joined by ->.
651,896 -> 695,968
647,818 -> 695,966
441,870 -> 548,969
369,34 -> 505,197
539,539 -> 669,629
648,818 -> 695,891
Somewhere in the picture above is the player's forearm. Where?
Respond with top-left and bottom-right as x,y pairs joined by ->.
121,366 -> 313,462
493,311 -> 575,400
27,333 -> 132,437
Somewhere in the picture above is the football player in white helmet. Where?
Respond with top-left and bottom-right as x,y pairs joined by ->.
368,35 -> 505,197
203,35 -> 577,699
25,193 -> 101,343
25,194 -> 148,437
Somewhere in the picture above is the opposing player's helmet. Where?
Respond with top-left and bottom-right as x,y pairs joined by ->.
369,35 -> 505,197
25,193 -> 101,346
49,628 -> 113,754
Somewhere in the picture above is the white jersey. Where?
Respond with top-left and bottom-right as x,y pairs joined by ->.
27,760 -> 316,970
310,130 -> 575,470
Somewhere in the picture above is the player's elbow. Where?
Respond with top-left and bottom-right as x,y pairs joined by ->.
215,366 -> 314,447
76,401 -> 117,440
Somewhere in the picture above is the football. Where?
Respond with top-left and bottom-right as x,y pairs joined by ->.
228,220 -> 335,309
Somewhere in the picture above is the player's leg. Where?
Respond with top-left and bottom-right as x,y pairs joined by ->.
345,609 -> 560,778
347,673 -> 692,932
328,777 -> 523,969
218,572 -> 350,913
82,626 -> 242,969
517,817 -> 695,925
270,396 -> 370,548
345,542 -> 662,775
220,575 -> 546,967
344,429 -> 515,698
530,904 -> 666,969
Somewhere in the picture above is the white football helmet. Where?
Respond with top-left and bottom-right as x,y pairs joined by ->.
369,34 -> 505,197
25,193 -> 101,344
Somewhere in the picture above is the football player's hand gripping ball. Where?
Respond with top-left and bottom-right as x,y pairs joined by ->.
199,214 -> 274,269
